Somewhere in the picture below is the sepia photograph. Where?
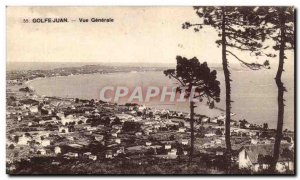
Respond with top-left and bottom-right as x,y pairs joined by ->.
6,6 -> 295,175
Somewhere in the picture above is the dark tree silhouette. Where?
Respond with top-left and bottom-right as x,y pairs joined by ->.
252,6 -> 294,172
164,56 -> 220,164
182,6 -> 270,168
263,123 -> 269,130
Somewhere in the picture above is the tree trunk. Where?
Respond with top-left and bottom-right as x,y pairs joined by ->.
270,7 -> 286,173
221,7 -> 232,169
189,101 -> 195,165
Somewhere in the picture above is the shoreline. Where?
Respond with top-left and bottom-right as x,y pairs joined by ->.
20,70 -> 293,131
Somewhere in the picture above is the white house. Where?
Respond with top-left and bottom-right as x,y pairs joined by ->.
18,135 -> 31,145
202,117 -> 209,123
83,152 -> 92,157
64,152 -> 78,159
135,132 -> 142,136
165,144 -> 172,150
105,150 -> 113,159
54,146 -> 61,154
181,139 -> 189,145
205,133 -> 216,137
178,127 -> 186,133
37,148 -> 47,155
29,106 -> 39,113
238,144 -> 294,173
211,118 -> 218,124
61,115 -> 77,125
41,139 -> 51,147
89,155 -> 97,161
115,138 -> 121,144
168,148 -> 178,156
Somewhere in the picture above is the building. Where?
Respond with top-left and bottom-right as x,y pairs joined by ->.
64,152 -> 78,159
29,106 -> 39,113
181,139 -> 189,145
178,127 -> 186,133
54,146 -> 61,154
165,144 -> 172,150
61,114 -> 78,125
105,150 -> 113,159
41,139 -> 51,147
168,148 -> 178,156
115,138 -> 121,144
89,155 -> 97,161
37,148 -> 47,155
238,144 -> 294,173
18,135 -> 31,145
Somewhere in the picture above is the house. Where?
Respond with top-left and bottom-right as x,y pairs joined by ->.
215,146 -> 225,156
249,130 -> 260,137
116,147 -> 125,154
41,139 -> 51,147
115,138 -> 121,144
168,148 -> 178,156
203,142 -> 213,148
135,132 -> 142,136
67,136 -> 75,141
178,127 -> 186,133
251,138 -> 258,145
94,134 -> 104,142
37,148 -> 47,155
105,150 -> 113,159
181,139 -> 189,145
211,118 -> 218,124
83,152 -> 92,157
29,106 -> 39,113
165,144 -> 172,150
86,126 -> 97,131
214,139 -> 222,144
205,133 -> 216,137
18,135 -> 31,145
61,115 -> 77,125
238,144 -> 294,173
78,116 -> 88,124
146,142 -> 152,146
63,152 -> 78,159
89,155 -> 97,161
54,146 -> 61,154
138,105 -> 147,111
202,117 -> 209,123
244,123 -> 251,128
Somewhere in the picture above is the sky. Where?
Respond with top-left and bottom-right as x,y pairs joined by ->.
7,7 -> 294,69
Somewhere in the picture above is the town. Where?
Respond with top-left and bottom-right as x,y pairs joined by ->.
6,66 -> 295,174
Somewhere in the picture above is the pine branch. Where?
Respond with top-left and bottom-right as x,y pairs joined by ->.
226,50 -> 267,70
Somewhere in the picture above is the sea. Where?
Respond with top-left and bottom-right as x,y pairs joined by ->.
24,64 -> 294,130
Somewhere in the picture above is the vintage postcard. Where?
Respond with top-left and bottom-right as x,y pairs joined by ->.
6,6 -> 295,175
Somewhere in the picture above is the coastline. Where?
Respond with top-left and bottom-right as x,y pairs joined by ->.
20,70 -> 293,131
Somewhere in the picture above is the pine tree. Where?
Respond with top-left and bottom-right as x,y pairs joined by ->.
183,6 -> 270,169
253,6 -> 294,172
164,56 -> 220,164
